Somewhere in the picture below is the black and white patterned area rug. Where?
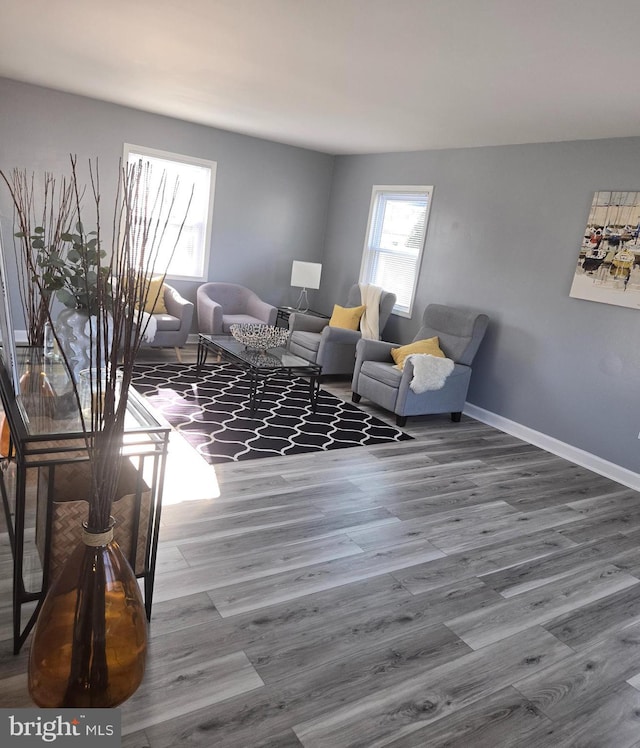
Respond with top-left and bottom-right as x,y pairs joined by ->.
131,362 -> 412,464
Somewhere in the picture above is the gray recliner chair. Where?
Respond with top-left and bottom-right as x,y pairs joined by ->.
197,282 -> 277,334
140,283 -> 194,363
351,303 -> 489,426
287,285 -> 396,376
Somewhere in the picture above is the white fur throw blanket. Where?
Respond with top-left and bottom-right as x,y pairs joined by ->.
130,309 -> 157,343
407,354 -> 455,393
140,311 -> 157,343
359,283 -> 383,339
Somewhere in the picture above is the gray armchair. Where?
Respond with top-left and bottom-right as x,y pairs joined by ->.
351,303 -> 489,426
197,282 -> 277,334
140,283 -> 194,363
287,284 -> 396,376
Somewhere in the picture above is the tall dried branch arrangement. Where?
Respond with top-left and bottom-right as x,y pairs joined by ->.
28,155 -> 191,532
0,169 -> 76,346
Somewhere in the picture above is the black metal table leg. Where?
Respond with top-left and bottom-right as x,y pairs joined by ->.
196,338 -> 208,375
248,370 -> 260,415
309,375 -> 320,411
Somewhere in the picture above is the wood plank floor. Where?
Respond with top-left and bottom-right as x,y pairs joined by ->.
2,347 -> 640,747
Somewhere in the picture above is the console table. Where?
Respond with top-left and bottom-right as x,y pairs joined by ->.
276,306 -> 329,327
0,348 -> 171,653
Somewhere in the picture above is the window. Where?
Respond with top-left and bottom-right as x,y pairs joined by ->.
123,144 -> 216,281
359,185 -> 433,318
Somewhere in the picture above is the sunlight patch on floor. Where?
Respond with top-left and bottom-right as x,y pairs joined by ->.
160,431 -> 220,505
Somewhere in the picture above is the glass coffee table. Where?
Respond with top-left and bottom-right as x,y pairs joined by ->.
196,334 -> 322,415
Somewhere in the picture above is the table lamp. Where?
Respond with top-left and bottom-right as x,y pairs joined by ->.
290,260 -> 322,313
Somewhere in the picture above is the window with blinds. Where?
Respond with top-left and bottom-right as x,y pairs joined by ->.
123,144 -> 216,281
359,186 -> 433,318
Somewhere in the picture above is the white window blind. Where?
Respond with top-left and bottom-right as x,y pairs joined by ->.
359,186 -> 433,317
124,144 -> 216,281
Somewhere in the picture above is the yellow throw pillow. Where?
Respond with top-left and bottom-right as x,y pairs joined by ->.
142,275 -> 167,314
328,304 -> 366,330
391,336 -> 445,369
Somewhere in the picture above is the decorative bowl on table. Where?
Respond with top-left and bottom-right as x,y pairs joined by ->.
229,323 -> 290,351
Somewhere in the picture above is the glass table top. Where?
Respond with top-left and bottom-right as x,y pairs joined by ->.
199,334 -> 320,371
10,347 -> 165,438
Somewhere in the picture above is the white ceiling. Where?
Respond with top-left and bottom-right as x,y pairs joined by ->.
2,0 -> 640,155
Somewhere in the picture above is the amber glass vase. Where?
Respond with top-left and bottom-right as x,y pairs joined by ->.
28,522 -> 148,708
1,363 -> 56,457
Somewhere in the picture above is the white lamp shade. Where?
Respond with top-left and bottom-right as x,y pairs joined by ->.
290,261 -> 322,289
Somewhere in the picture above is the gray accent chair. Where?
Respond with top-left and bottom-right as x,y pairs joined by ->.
287,285 -> 397,376
351,303 -> 489,426
139,283 -> 194,363
197,282 -> 277,334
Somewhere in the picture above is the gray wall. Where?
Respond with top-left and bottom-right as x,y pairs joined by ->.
0,77 -> 334,321
321,139 -> 640,473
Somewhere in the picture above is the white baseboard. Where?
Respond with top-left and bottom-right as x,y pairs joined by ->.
464,402 -> 640,492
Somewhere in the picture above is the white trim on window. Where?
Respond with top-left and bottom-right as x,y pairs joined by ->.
123,143 -> 216,282
359,184 -> 433,319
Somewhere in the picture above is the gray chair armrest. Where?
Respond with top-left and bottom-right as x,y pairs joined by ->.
321,326 -> 361,344
164,285 -> 191,317
395,360 -> 472,412
355,338 -> 396,362
197,292 -> 223,334
352,338 -> 397,393
246,296 -> 278,325
399,358 -> 470,385
397,356 -> 416,401
316,326 -> 362,376
163,285 -> 194,338
288,313 -> 329,334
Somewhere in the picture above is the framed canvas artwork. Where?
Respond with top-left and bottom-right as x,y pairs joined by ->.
569,191 -> 640,310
